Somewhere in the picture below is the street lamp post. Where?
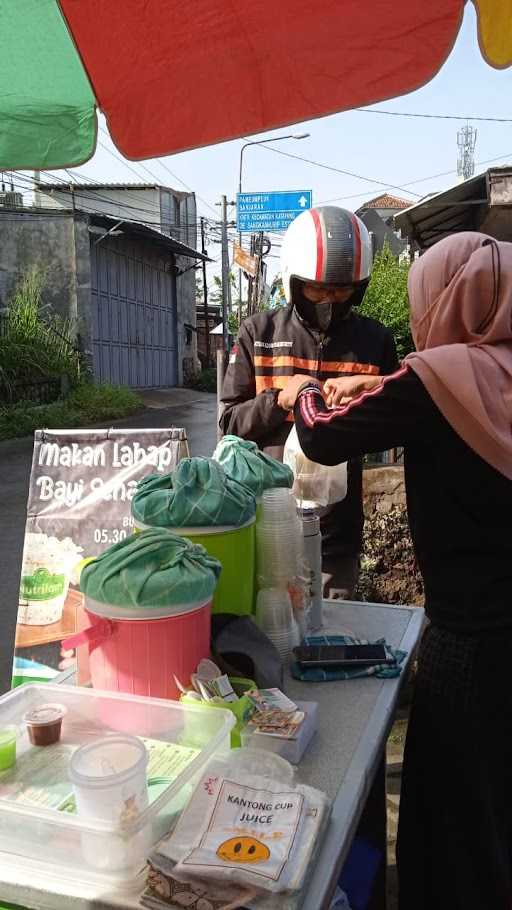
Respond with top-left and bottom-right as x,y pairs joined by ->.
237,132 -> 310,320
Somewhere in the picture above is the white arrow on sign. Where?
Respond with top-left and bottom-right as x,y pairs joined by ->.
299,195 -> 308,208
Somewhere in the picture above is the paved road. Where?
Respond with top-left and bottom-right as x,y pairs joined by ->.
0,390 -> 218,694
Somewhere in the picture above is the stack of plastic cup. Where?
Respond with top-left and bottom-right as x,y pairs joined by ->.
256,489 -> 303,585
255,587 -> 296,661
256,489 -> 308,653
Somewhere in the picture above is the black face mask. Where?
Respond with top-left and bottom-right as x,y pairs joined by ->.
293,282 -> 368,334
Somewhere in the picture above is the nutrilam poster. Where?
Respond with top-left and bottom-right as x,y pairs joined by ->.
12,428 -> 189,688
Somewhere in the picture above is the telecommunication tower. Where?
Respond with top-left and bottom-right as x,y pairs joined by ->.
457,123 -> 477,180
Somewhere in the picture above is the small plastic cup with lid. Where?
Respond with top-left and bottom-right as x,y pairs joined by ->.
69,734 -> 149,825
24,703 -> 67,746
69,734 -> 150,871
0,726 -> 17,770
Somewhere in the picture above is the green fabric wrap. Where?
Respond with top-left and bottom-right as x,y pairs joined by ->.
131,457 -> 256,529
213,435 -> 293,497
80,528 -> 221,608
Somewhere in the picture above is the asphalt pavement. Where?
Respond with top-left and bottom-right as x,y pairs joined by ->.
0,389 -> 218,694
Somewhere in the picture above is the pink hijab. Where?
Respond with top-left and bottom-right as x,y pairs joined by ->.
406,231 -> 512,480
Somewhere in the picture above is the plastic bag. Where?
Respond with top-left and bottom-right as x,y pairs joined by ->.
153,751 -> 330,894
283,426 -> 347,509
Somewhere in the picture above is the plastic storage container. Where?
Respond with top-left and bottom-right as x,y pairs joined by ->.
65,598 -> 211,702
72,529 -> 221,702
180,676 -> 256,748
135,519 -> 256,616
0,683 -> 234,892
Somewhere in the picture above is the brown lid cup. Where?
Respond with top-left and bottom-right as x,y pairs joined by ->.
24,703 -> 67,747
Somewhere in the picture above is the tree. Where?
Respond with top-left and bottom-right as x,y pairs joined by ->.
359,243 -> 414,360
209,273 -> 243,335
268,275 -> 287,309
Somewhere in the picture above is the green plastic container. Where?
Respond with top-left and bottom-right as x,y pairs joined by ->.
181,677 -> 256,748
135,519 -> 255,616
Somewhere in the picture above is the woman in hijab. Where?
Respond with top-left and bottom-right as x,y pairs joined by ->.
279,232 -> 512,910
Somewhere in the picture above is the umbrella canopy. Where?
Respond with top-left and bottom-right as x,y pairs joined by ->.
0,0 -> 510,170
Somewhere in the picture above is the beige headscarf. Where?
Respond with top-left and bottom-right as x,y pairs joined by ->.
406,231 -> 512,480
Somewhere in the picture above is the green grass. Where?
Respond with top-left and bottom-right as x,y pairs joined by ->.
0,266 -> 82,397
0,383 -> 143,441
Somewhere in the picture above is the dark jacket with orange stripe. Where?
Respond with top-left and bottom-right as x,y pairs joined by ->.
219,304 -> 398,558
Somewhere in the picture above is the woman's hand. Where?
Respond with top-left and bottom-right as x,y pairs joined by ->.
278,375 -> 321,411
323,375 -> 382,407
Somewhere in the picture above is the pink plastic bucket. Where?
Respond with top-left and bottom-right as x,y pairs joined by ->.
65,601 -> 211,703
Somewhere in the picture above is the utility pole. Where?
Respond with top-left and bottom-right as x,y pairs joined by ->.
200,218 -> 210,365
253,232 -> 264,314
33,169 -> 41,208
220,195 -> 230,353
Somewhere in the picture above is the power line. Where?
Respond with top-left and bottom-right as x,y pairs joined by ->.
8,173 -> 220,239
356,108 -> 512,123
241,139 -> 422,198
98,128 -> 219,217
13,170 -> 219,229
316,150 -> 512,206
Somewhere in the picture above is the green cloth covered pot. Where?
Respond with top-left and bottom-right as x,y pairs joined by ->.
80,528 -> 221,613
213,435 -> 293,498
132,457 -> 256,529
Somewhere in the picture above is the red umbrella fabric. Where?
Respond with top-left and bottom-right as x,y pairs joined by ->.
2,0 -> 511,169
60,0 -> 464,160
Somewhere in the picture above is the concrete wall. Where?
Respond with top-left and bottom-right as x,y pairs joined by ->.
0,210 -> 79,326
72,218 -> 93,374
362,465 -> 406,516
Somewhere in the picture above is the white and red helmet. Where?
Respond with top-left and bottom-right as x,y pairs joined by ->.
281,205 -> 373,303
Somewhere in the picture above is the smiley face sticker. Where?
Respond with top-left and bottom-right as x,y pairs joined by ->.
216,836 -> 270,864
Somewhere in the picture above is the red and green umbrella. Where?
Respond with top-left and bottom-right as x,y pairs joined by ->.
1,0 -> 510,170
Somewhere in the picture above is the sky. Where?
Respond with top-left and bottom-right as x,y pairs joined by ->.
13,3 -> 512,286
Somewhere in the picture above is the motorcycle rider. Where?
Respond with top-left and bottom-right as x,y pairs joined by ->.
220,205 -> 398,598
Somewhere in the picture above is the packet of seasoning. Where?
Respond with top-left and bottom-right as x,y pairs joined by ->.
248,708 -> 298,729
246,688 -> 297,714
255,711 -> 305,739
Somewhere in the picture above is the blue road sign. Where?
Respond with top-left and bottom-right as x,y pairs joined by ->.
237,190 -> 312,232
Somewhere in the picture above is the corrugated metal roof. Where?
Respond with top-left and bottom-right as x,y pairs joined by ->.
88,212 -> 208,260
393,170 -> 499,250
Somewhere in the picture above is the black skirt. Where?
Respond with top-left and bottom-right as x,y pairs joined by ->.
397,623 -> 512,910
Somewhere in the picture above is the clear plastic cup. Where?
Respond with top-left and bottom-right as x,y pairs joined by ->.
261,489 -> 297,519
69,734 -> 148,823
256,588 -> 295,661
69,734 -> 150,870
256,539 -> 301,581
265,628 -> 293,661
